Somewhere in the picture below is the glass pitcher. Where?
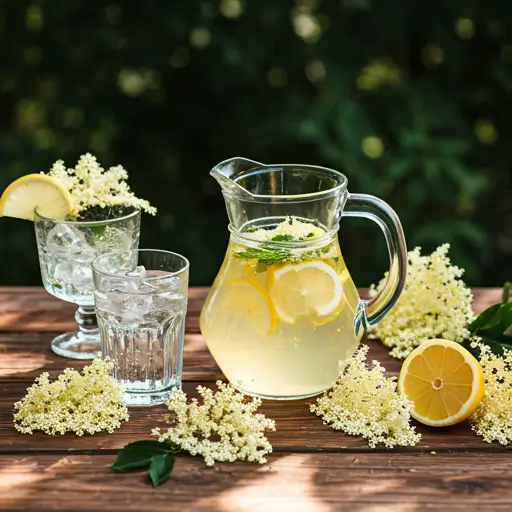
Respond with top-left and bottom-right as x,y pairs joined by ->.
200,157 -> 407,400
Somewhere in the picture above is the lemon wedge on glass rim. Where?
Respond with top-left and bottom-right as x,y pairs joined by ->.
267,260 -> 347,325
398,339 -> 485,427
0,174 -> 73,221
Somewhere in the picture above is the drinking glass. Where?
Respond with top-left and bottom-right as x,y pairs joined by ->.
34,208 -> 141,360
92,249 -> 189,406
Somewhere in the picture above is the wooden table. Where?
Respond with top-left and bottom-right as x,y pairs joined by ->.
1,287 -> 511,511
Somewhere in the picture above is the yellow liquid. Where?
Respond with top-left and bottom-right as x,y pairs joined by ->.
200,233 -> 363,399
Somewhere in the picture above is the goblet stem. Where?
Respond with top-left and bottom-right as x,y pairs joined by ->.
75,305 -> 99,337
49,306 -> 101,360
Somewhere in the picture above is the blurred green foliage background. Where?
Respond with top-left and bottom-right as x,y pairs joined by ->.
0,0 -> 510,287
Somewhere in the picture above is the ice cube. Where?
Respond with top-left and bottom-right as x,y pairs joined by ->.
46,224 -> 89,255
152,292 -> 187,313
54,261 -> 93,292
145,271 -> 181,293
120,293 -> 153,322
126,265 -> 146,278
94,227 -> 133,251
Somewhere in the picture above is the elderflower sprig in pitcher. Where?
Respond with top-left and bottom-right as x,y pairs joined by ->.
0,153 -> 156,359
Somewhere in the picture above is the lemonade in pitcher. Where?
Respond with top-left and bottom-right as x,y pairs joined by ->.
200,157 -> 407,400
200,217 -> 362,398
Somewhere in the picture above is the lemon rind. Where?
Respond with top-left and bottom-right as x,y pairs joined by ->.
398,339 -> 485,427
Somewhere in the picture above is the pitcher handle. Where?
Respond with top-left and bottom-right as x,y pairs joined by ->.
342,193 -> 407,331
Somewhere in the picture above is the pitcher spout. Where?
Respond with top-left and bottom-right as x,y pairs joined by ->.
210,157 -> 263,200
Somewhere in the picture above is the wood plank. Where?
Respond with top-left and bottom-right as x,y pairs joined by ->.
0,286 -> 210,333
0,376 -> 506,453
0,287 -> 501,380
0,332 -> 398,381
1,452 -> 512,511
0,287 -> 506,454
0,333 -> 223,382
0,287 -> 501,333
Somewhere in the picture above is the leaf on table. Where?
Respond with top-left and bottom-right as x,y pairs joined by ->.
111,439 -> 180,486
149,452 -> 176,487
121,440 -> 170,452
111,447 -> 158,471
468,303 -> 502,332
466,282 -> 512,358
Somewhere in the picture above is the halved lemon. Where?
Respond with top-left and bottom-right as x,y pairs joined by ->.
398,339 -> 485,427
0,174 -> 73,221
267,260 -> 345,325
224,278 -> 278,336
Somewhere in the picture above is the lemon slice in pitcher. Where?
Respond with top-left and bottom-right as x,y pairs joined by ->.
267,260 -> 344,325
0,174 -> 72,221
224,278 -> 278,336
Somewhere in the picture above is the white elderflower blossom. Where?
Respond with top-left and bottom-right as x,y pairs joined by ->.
311,345 -> 421,448
152,381 -> 276,466
13,358 -> 129,436
470,340 -> 512,446
368,244 -> 473,359
47,153 -> 156,217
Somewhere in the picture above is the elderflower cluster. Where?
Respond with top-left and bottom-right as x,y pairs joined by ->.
13,358 -> 129,436
47,153 -> 156,216
368,244 -> 473,359
311,345 -> 421,448
152,381 -> 276,466
470,340 -> 512,446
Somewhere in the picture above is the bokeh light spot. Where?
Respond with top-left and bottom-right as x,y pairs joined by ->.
357,59 -> 401,91
61,108 -> 84,129
190,27 -> 211,49
455,18 -> 475,40
220,0 -> 244,19
421,43 -> 444,69
25,5 -> 43,32
105,4 -> 122,25
34,128 -> 56,149
169,47 -> 190,68
362,136 -> 384,158
292,7 -> 322,43
475,119 -> 497,145
267,67 -> 288,88
117,68 -> 161,97
305,59 -> 326,83
16,100 -> 45,132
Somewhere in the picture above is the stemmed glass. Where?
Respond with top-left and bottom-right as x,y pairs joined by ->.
34,207 -> 141,359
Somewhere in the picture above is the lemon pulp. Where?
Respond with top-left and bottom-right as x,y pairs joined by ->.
398,339 -> 485,427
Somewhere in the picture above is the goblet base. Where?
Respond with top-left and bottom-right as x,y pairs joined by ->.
51,331 -> 101,360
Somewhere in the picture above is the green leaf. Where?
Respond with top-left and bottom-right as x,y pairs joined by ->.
111,439 -> 180,474
467,283 -> 512,359
503,282 -> 512,303
121,440 -> 169,452
271,234 -> 294,242
111,448 -> 158,471
149,453 -> 175,487
468,303 -> 502,332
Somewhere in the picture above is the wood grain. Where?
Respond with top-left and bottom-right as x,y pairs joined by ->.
1,452 -> 512,511
0,286 -> 209,333
0,363 -> 505,453
0,286 -> 508,511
